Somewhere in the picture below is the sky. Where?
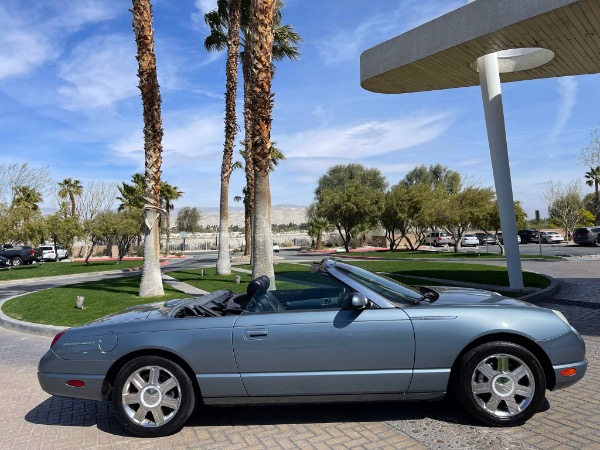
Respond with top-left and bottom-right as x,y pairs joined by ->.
1,0 -> 599,218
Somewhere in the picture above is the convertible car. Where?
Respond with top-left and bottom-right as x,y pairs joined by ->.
38,258 -> 587,437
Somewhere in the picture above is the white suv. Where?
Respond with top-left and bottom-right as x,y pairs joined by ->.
424,231 -> 455,247
39,245 -> 68,261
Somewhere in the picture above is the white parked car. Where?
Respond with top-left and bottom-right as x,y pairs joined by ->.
273,243 -> 280,253
39,245 -> 68,262
460,233 -> 479,247
540,231 -> 564,244
424,231 -> 455,247
496,232 -> 521,245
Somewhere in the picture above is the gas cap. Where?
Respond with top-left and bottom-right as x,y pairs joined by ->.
98,333 -> 118,352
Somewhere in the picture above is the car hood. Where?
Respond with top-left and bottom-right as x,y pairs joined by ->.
422,286 -> 530,306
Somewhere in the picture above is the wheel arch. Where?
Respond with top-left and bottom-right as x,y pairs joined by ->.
447,332 -> 556,392
102,349 -> 202,403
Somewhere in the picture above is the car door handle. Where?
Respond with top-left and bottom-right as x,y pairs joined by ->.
244,329 -> 268,339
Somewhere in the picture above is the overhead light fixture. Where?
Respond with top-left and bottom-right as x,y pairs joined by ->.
470,47 -> 555,73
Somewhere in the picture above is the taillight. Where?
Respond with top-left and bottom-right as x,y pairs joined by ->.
51,330 -> 66,348
438,237 -> 442,241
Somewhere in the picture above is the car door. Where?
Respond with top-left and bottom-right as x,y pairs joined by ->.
232,307 -> 415,397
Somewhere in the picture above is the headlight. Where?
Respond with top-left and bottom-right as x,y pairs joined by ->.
552,309 -> 571,327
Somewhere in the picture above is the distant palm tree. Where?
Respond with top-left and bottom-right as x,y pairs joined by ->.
117,173 -> 145,211
585,166 -> 600,202
131,0 -> 165,297
204,0 -> 301,257
160,182 -> 183,256
57,178 -> 83,217
12,186 -> 42,211
205,0 -> 241,275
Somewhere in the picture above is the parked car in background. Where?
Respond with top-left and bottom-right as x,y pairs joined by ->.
38,258 -> 588,437
496,232 -> 521,245
0,244 -> 42,266
540,231 -> 564,244
573,227 -> 600,246
460,233 -> 479,247
424,231 -> 455,247
518,229 -> 540,244
0,255 -> 10,268
475,232 -> 497,245
39,245 -> 69,261
272,243 -> 280,253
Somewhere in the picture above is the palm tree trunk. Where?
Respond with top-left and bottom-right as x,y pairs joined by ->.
217,0 -> 241,275
131,0 -> 164,297
249,0 -> 275,285
164,204 -> 171,256
243,49 -> 254,257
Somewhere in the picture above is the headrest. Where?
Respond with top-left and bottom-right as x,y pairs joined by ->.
247,275 -> 270,299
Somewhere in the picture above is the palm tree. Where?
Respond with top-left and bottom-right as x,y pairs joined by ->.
57,178 -> 83,217
131,0 -> 165,297
204,0 -> 301,257
585,166 -> 600,202
117,173 -> 145,211
160,182 -> 183,256
204,0 -> 241,275
12,186 -> 43,211
249,0 -> 277,283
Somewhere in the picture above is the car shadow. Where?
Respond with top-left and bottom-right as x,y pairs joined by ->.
25,395 -> 551,436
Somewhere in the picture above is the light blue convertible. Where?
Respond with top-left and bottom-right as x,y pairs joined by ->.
38,258 -> 587,437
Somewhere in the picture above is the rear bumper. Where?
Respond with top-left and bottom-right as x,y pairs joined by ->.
38,372 -> 105,401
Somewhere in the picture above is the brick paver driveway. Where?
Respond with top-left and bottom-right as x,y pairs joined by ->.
0,259 -> 599,449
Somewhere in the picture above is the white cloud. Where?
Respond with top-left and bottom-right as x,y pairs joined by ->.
0,0 -> 120,81
110,111 -> 225,166
319,0 -> 463,67
279,113 -> 453,159
57,34 -> 138,110
548,77 -> 577,143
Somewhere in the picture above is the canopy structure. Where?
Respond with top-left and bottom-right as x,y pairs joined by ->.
361,0 -> 600,93
360,0 -> 600,290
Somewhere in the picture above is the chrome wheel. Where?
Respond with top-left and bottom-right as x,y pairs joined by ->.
471,353 -> 534,418
456,341 -> 545,426
121,365 -> 182,428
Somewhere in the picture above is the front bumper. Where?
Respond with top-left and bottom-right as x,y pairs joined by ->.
552,359 -> 588,390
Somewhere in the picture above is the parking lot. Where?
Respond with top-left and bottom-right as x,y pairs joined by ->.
0,258 -> 599,449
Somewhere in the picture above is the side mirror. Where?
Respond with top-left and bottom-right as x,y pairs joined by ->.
350,293 -> 368,309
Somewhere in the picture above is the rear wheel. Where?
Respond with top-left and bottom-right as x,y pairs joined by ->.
455,341 -> 546,426
113,356 -> 196,437
594,238 -> 600,247
10,257 -> 23,266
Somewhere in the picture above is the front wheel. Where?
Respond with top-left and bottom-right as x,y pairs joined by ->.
113,356 -> 196,437
455,341 -> 546,426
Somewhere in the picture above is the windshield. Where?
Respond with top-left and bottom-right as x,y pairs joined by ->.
334,264 -> 423,305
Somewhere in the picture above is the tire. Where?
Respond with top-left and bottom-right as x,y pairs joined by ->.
594,238 -> 600,247
454,341 -> 546,427
11,257 -> 23,266
542,238 -> 548,244
113,356 -> 196,437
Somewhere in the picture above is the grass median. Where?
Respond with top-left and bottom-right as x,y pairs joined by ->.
333,249 -> 560,259
0,260 -> 145,282
2,260 -> 550,327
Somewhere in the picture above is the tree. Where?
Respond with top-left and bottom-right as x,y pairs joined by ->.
204,0 -> 242,275
580,127 -> 600,168
0,162 -> 52,205
76,180 -> 117,221
306,203 -> 331,250
380,184 -> 414,251
204,0 -> 301,258
45,212 -> 83,258
131,0 -> 165,297
401,164 -> 462,193
544,180 -> 585,241
117,173 -> 145,211
160,182 -> 183,256
12,186 -> 43,211
315,164 -> 387,252
57,178 -> 83,217
176,207 -> 202,233
248,0 -> 278,284
584,166 -> 600,224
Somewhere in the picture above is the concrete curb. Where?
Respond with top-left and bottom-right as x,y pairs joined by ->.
0,295 -> 67,337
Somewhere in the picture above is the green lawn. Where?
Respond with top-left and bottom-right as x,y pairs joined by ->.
2,277 -> 189,327
334,249 -> 560,260
0,260 -> 144,282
